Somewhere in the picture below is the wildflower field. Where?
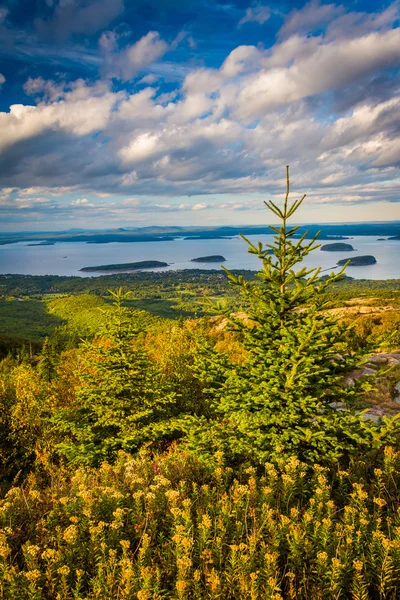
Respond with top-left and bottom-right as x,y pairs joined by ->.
1,447 -> 400,599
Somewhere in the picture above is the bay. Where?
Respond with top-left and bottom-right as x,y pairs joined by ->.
0,235 -> 399,280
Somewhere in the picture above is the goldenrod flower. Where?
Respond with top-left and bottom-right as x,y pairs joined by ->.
24,570 -> 41,582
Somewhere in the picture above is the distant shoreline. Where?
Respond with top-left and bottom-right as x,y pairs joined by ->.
1,223 -> 400,246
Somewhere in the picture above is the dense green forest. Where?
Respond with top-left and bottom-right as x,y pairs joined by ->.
1,172 -> 400,599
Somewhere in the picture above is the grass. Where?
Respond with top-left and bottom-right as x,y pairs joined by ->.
125,299 -> 197,319
0,299 -> 63,342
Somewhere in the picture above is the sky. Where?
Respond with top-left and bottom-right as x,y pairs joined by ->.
0,0 -> 399,231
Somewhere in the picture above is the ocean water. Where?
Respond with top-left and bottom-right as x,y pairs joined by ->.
0,235 -> 399,280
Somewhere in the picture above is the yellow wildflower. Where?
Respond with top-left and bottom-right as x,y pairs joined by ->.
373,497 -> 386,508
353,560 -> 363,572
176,580 -> 188,593
24,570 -> 41,582
63,525 -> 78,544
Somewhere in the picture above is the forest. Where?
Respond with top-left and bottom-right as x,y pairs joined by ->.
1,171 -> 400,599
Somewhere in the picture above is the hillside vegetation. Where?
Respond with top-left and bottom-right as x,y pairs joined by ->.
1,169 -> 400,599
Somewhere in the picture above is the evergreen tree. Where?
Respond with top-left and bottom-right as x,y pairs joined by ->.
38,337 -> 55,382
53,288 -> 180,466
186,167 -> 392,465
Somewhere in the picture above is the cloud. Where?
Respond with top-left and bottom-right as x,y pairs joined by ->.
138,74 -> 159,85
279,0 -> 345,39
35,0 -> 125,41
325,2 -> 400,41
238,3 -> 271,27
1,3 -> 400,228
101,30 -> 169,81
120,132 -> 162,164
322,97 -> 400,151
0,80 -> 123,152
0,73 -> 5,87
221,45 -> 262,78
23,77 -> 66,102
234,29 -> 400,119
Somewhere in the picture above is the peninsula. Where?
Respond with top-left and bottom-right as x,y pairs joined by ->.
80,261 -> 169,272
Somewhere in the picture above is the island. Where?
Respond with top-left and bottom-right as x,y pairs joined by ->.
80,261 -> 169,272
184,236 -> 233,240
388,235 -> 400,240
337,255 -> 377,266
191,255 -> 227,263
321,243 -> 355,252
26,242 -> 55,246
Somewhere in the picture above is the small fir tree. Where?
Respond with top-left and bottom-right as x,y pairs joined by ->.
53,288 -> 180,465
37,337 -> 55,382
186,167 -> 388,465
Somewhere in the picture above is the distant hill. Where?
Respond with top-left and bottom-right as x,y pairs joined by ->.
2,222 -> 400,246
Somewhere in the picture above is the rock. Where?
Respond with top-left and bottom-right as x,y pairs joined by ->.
343,366 -> 376,386
348,367 -> 376,380
361,410 -> 382,423
395,382 -> 400,397
359,367 -> 377,377
368,353 -> 400,365
369,354 -> 391,364
388,358 -> 400,366
329,401 -> 347,411
331,353 -> 345,362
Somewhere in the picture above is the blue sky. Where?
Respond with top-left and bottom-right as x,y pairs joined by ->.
0,0 -> 399,231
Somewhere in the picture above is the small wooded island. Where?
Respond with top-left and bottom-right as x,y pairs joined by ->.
184,236 -> 232,240
191,255 -> 226,263
80,261 -> 169,272
321,242 -> 355,252
27,242 -> 55,246
337,255 -> 377,266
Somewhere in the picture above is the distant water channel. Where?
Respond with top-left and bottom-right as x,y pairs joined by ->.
0,235 -> 399,280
